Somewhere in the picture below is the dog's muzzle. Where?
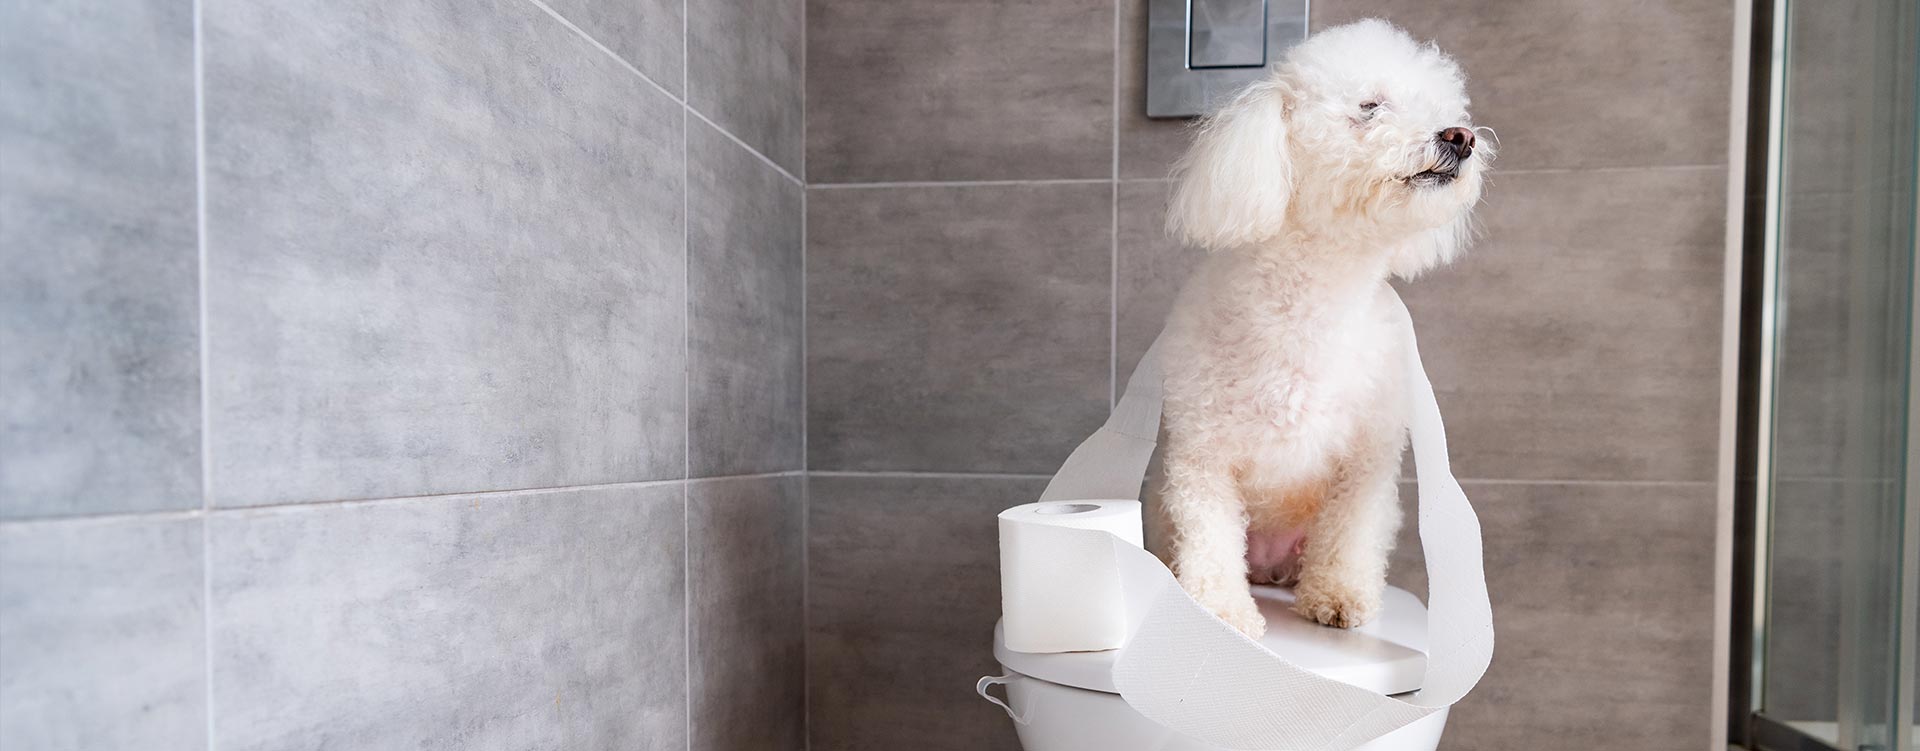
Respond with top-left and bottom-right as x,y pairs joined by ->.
1409,127 -> 1477,187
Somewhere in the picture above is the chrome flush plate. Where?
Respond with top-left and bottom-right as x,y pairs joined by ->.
1146,0 -> 1308,118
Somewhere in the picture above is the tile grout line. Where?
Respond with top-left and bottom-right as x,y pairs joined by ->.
811,470 -> 1720,487
687,0 -> 695,95
192,0 -> 216,743
807,470 -> 1058,480
680,483 -> 693,751
204,479 -> 692,515
798,0 -> 807,185
0,470 -> 1708,527
678,0 -> 691,730
521,0 -> 676,101
0,508 -> 211,529
804,163 -> 1731,190
800,478 -> 812,751
687,106 -> 802,187
1111,0 -> 1121,184
797,0 -> 810,740
0,473 -> 811,527
811,178 -> 1113,190
1399,476 -> 1719,487
799,151 -> 813,751
1773,475 -> 1908,484
687,470 -> 809,484
193,2 -> 211,513
1109,0 -> 1120,409
1497,163 -> 1727,176
516,0 -> 799,189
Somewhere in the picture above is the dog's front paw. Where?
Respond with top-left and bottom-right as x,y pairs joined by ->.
1293,583 -> 1380,629
1204,596 -> 1267,638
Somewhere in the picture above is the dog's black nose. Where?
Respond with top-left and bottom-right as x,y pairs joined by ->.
1438,127 -> 1476,158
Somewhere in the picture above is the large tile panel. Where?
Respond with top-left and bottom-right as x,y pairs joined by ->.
0,0 -> 201,518
806,0 -> 1114,182
541,0 -> 684,97
806,184 -> 1111,473
1386,481 -> 1716,750
1314,0 -> 1731,172
202,0 -> 686,506
689,120 -> 805,477
688,0 -> 805,174
1399,167 -> 1724,482
806,474 -> 1036,751
689,475 -> 806,751
0,517 -> 206,749
208,483 -> 686,751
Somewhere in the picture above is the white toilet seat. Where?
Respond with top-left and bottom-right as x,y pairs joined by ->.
986,585 -> 1448,751
993,584 -> 1431,696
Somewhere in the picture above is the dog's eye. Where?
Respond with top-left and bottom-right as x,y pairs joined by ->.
1358,101 -> 1381,117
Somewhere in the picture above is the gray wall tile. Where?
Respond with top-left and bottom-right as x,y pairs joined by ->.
1400,167 -> 1725,482
690,475 -> 806,751
1,0 -> 201,518
202,0 -> 687,506
1387,481 -> 1716,751
1314,0 -> 1732,172
208,484 -> 686,751
690,121 -> 805,478
806,0 -> 1114,182
541,0 -> 684,97
806,475 -> 1035,751
688,0 -> 805,174
806,184 -> 1111,473
1114,180 -> 1203,381
0,517 -> 207,750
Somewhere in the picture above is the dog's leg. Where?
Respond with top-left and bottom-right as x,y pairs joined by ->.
1162,445 -> 1265,637
1293,426 -> 1403,629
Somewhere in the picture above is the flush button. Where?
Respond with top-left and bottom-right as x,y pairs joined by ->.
1188,0 -> 1267,69
1147,0 -> 1305,117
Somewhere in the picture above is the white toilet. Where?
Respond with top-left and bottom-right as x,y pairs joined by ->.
982,584 -> 1448,751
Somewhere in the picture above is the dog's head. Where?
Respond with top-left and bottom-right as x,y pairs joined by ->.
1168,19 -> 1491,277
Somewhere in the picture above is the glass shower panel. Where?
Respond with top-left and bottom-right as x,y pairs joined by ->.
1760,0 -> 1917,749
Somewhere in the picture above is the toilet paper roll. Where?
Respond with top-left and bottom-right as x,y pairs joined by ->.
998,500 -> 1145,654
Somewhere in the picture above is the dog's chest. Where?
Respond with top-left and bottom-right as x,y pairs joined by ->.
1232,337 -> 1377,430
1167,304 -> 1397,459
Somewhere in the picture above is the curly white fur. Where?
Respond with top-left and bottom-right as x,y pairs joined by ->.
1156,19 -> 1492,635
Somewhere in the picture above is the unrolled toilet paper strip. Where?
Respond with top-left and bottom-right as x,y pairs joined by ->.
998,501 -> 1146,653
1027,289 -> 1493,751
1036,335 -> 1163,505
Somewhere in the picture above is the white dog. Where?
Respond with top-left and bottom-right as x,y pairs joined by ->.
1155,19 -> 1490,636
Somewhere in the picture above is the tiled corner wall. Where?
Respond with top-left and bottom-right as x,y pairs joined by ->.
0,0 -> 804,747
802,1 -> 1733,750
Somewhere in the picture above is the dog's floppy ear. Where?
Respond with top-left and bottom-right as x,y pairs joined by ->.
1167,80 -> 1294,251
